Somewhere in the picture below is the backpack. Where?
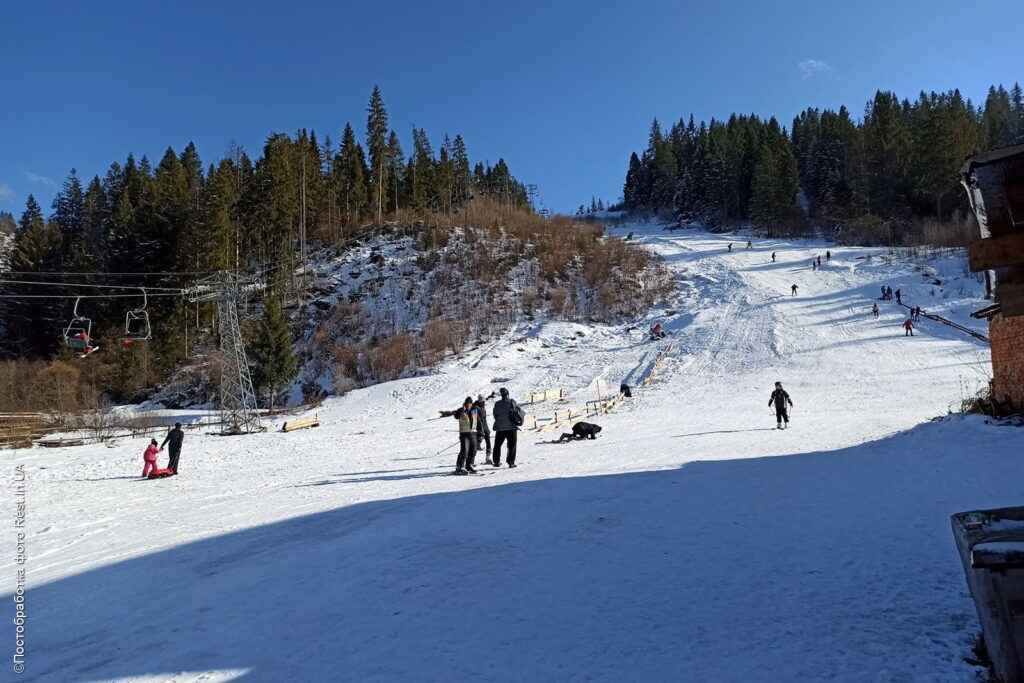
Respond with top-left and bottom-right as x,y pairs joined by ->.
510,400 -> 525,427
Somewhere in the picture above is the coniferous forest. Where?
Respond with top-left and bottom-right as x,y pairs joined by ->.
622,84 -> 1024,243
0,86 -> 529,364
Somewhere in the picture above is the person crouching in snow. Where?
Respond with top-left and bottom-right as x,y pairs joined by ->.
142,439 -> 163,477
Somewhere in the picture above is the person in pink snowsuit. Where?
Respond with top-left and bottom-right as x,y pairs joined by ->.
142,439 -> 163,477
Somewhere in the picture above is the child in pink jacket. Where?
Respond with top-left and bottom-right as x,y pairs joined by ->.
142,439 -> 163,477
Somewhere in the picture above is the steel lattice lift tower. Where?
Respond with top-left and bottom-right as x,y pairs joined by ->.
186,272 -> 263,434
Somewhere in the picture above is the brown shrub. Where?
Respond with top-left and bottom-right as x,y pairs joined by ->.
365,333 -> 412,382
423,319 -> 469,356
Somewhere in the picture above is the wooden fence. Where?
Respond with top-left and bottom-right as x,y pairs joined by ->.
522,388 -> 565,405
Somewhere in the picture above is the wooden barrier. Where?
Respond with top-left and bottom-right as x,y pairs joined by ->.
523,388 -> 564,405
642,341 -> 675,387
282,415 -> 320,432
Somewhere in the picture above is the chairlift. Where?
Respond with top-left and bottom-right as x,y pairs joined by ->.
63,297 -> 94,352
122,288 -> 152,344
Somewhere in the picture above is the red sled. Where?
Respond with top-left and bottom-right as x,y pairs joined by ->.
147,468 -> 175,479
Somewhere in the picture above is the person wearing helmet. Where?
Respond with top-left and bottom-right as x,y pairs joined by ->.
768,382 -> 793,429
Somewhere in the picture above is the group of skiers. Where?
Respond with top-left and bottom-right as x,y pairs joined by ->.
450,388 -> 523,475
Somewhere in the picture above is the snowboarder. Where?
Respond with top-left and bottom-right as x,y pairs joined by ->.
872,303 -> 879,318
557,422 -> 603,442
768,381 -> 793,429
746,240 -> 752,250
903,319 -> 914,336
160,423 -> 184,475
453,396 -> 480,475
826,250 -> 831,262
650,323 -> 667,339
771,252 -> 776,262
474,393 -> 492,464
142,439 -> 163,478
791,284 -> 798,296
895,289 -> 902,305
492,387 -> 521,468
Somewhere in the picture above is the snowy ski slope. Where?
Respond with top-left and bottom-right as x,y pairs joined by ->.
4,222 -> 1022,682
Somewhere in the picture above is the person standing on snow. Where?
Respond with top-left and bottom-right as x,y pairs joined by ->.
474,393 -> 493,465
771,252 -> 776,262
142,439 -> 163,477
769,381 -> 793,429
903,319 -> 914,336
746,240 -> 752,249
453,396 -> 480,475
727,243 -> 732,252
895,289 -> 902,305
826,250 -> 831,262
160,423 -> 184,475
816,255 -> 822,267
492,387 -> 521,468
791,284 -> 798,296
812,260 -> 817,271
872,302 -> 879,318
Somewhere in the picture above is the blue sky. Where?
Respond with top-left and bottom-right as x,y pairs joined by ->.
1,0 -> 1021,215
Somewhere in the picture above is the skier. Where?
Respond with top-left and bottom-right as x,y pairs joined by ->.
826,250 -> 831,262
557,422 -> 603,442
768,381 -> 793,429
816,255 -> 822,267
492,387 -> 521,468
727,243 -> 732,252
746,240 -> 752,250
474,393 -> 492,464
141,439 -> 163,478
895,289 -> 902,305
886,285 -> 893,301
452,396 -> 480,475
903,319 -> 914,336
160,423 -> 184,475
872,302 -> 879,318
880,285 -> 887,300
771,252 -> 776,262
791,284 -> 798,296
812,260 -> 817,271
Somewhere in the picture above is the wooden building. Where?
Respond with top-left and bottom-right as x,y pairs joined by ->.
962,144 -> 1024,411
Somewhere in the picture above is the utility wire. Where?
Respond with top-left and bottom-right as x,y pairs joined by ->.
0,279 -> 183,292
0,293 -> 184,299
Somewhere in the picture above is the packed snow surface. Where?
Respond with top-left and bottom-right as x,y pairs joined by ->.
4,223 -> 1022,682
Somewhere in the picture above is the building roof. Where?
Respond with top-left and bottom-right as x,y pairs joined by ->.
961,143 -> 1024,175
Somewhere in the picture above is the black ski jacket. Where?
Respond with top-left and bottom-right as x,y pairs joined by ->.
769,388 -> 793,410
473,399 -> 491,434
161,427 -> 184,450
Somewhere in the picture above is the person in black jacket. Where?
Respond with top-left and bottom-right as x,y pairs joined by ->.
160,423 -> 184,474
474,393 -> 493,464
491,388 -> 520,468
768,382 -> 793,430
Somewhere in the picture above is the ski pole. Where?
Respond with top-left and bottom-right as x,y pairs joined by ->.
433,441 -> 459,457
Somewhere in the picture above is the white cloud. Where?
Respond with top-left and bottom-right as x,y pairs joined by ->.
0,184 -> 13,203
23,171 -> 56,188
798,59 -> 832,79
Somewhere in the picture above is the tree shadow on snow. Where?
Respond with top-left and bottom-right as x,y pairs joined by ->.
14,416 -> 1014,681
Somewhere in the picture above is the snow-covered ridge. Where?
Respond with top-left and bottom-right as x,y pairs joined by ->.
8,221 -> 1020,682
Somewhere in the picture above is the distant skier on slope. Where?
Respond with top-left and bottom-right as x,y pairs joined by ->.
812,260 -> 817,271
771,252 -> 776,262
895,289 -> 902,305
816,255 -> 822,267
791,284 -> 798,296
769,382 -> 793,429
872,302 -> 879,318
903,319 -> 914,336
728,243 -> 732,252
826,250 -> 831,262
746,240 -> 752,249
